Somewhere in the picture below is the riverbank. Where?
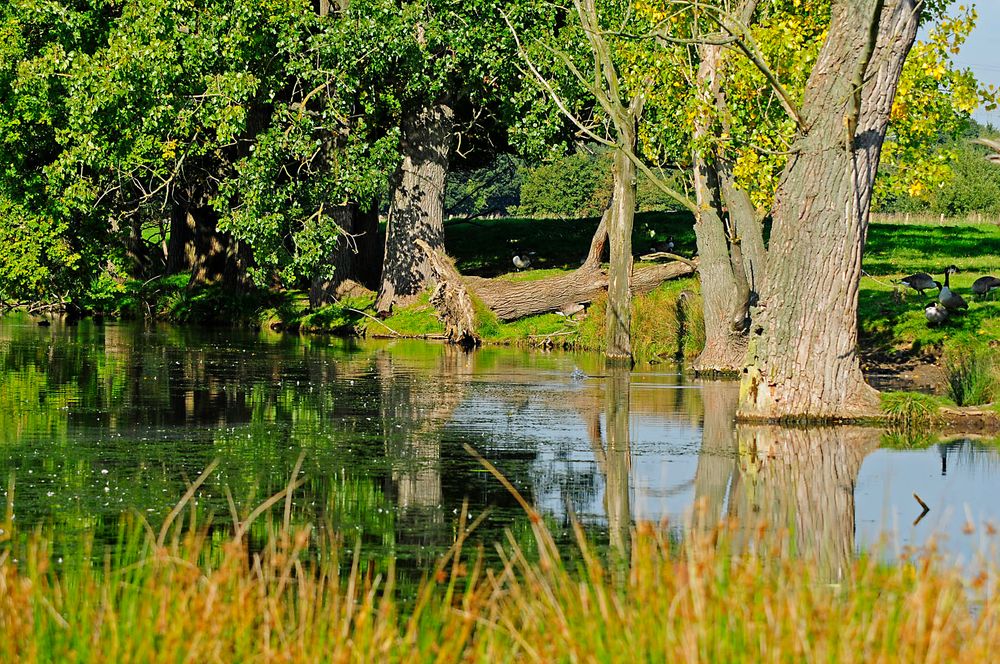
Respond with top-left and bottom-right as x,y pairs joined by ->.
13,211 -> 1000,387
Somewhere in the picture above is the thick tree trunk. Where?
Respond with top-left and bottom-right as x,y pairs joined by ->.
739,0 -> 919,420
606,147 -> 637,361
309,203 -> 381,306
375,97 -> 454,314
167,203 -> 250,289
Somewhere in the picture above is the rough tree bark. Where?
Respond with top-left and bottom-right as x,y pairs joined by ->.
739,0 -> 920,420
375,97 -> 454,314
309,203 -> 380,307
606,146 -> 638,361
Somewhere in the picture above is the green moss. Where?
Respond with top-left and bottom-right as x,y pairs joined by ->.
367,292 -> 445,337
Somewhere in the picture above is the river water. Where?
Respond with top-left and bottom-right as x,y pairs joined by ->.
2,315 -> 999,575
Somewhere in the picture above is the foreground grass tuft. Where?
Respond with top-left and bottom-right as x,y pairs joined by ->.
4,477 -> 1000,662
880,391 -> 947,426
944,344 -> 999,406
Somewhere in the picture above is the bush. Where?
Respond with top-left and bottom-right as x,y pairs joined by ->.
932,141 -> 1000,217
445,155 -> 522,219
518,151 -> 612,218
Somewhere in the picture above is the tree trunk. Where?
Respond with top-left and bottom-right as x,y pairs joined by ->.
464,260 -> 694,321
375,97 -> 454,314
309,203 -> 381,307
606,147 -> 637,362
167,203 -> 250,289
739,0 -> 919,420
692,43 -> 750,374
718,164 -> 765,300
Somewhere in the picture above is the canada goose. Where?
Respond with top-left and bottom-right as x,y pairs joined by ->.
938,266 -> 968,311
899,272 -> 936,295
972,275 -> 1000,299
924,301 -> 949,326
512,252 -> 535,270
656,236 -> 675,253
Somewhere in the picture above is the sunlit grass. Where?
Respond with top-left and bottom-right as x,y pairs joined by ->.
880,391 -> 948,426
944,344 -> 1000,406
4,467 -> 1000,662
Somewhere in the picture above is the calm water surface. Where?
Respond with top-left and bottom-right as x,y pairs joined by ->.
2,315 -> 1000,574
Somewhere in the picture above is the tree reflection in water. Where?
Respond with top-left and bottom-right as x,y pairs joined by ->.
689,382 -> 882,581
603,364 -> 632,558
731,426 -> 880,580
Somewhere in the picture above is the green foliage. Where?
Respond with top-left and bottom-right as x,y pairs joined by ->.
445,155 -> 522,219
878,5 -> 998,204
0,196 -> 80,304
518,151 -> 612,219
931,140 -> 1000,216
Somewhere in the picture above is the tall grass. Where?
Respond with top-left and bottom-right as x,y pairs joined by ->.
944,345 -> 1000,406
3,467 -> 1000,662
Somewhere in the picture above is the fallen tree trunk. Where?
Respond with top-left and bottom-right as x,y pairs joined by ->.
465,258 -> 695,321
416,239 -> 479,347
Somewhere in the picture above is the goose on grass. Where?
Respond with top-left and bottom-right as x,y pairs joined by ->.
937,265 -> 968,311
924,301 -> 949,326
972,275 -> 1000,299
899,272 -> 937,295
512,251 -> 536,271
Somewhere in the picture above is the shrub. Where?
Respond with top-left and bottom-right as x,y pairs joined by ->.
518,151 -> 612,219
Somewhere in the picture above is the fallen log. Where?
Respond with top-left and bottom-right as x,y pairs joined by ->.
464,260 -> 696,320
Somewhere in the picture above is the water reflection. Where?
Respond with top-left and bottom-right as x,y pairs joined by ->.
2,314 -> 1000,571
731,426 -> 880,581
603,365 -> 631,557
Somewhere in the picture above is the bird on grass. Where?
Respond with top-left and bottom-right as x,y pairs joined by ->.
924,301 -> 949,326
654,236 -> 675,253
899,272 -> 937,296
937,265 -> 967,311
972,275 -> 1000,300
512,252 -> 536,271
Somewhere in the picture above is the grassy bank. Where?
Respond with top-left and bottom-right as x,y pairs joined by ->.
59,211 -> 1000,371
2,483 -> 999,662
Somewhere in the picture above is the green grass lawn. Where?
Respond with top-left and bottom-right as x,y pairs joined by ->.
861,220 -> 1000,352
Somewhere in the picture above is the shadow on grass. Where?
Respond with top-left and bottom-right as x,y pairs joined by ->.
445,211 -> 697,276
865,223 -> 1000,276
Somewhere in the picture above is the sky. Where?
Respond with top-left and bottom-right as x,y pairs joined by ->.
957,2 -> 1000,127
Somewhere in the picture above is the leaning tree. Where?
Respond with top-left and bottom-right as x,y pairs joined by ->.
739,0 -> 924,420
